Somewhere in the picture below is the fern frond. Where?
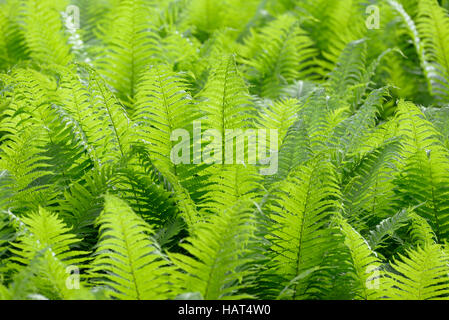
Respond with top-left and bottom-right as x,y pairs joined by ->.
0,68 -> 93,211
318,0 -> 367,73
342,141 -> 402,231
0,70 -> 59,211
133,64 -> 198,176
199,164 -> 262,216
58,165 -> 114,242
170,200 -> 256,300
91,195 -> 176,300
0,207 -> 16,261
256,98 -> 300,147
9,207 -> 89,267
5,206 -> 92,299
335,87 -> 387,155
7,247 -> 93,300
336,215 -> 384,300
417,0 -> 449,102
186,0 -> 259,40
409,212 -> 437,246
199,54 -> 253,133
266,157 -> 341,299
0,2 -> 28,71
242,14 -> 321,98
385,243 -> 449,299
394,100 -> 449,239
71,0 -> 117,46
268,117 -> 311,184
94,0 -> 159,106
0,127 -> 54,211
114,151 -> 179,227
327,39 -> 367,104
367,208 -> 412,250
19,0 -> 73,65
82,65 -> 135,165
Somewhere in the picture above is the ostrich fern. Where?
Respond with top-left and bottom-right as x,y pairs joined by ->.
1,0 -> 449,301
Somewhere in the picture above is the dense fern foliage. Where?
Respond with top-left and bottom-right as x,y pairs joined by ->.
1,0 -> 449,300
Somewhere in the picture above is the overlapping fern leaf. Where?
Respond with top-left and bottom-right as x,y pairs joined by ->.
1,0 -> 449,302
133,64 -> 198,176
94,0 -> 159,107
241,14 -> 321,98
416,0 -> 449,102
170,200 -> 256,299
265,157 -> 341,299
336,215 -> 384,300
91,195 -> 176,300
5,207 -> 92,299
18,0 -> 73,66
394,100 -> 449,239
384,243 -> 449,300
0,1 -> 28,71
